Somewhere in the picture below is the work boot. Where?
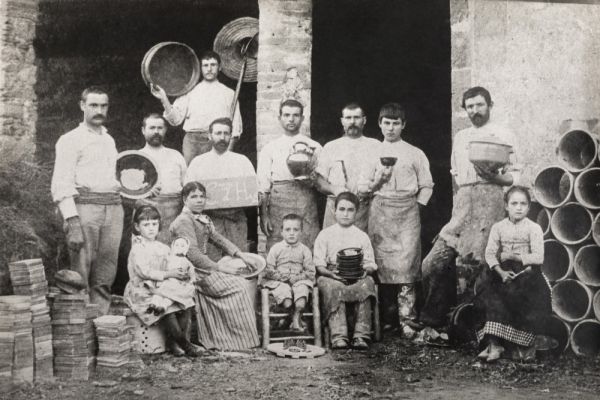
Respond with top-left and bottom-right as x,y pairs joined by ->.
351,337 -> 369,350
331,339 -> 349,349
167,339 -> 185,357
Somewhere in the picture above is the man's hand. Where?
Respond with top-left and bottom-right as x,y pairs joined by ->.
150,84 -> 169,103
260,214 -> 273,237
237,252 -> 260,271
149,184 -> 162,197
474,164 -> 513,186
66,216 -> 85,252
362,264 -> 376,275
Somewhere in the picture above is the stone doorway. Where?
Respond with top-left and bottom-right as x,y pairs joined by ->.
311,0 -> 453,250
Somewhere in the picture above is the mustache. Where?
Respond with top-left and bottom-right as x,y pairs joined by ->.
93,114 -> 106,119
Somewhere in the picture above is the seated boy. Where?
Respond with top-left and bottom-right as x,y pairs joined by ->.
261,213 -> 316,331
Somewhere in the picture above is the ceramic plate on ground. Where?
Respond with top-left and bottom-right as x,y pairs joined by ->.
266,342 -> 325,359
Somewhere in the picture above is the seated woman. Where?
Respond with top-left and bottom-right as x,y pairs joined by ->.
124,205 -> 200,357
473,186 -> 551,362
314,192 -> 378,350
169,181 -> 261,351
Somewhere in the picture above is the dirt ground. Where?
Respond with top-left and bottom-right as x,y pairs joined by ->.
4,335 -> 600,400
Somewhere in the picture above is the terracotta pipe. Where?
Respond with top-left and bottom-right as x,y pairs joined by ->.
551,279 -> 593,323
542,239 -> 574,282
570,319 -> 600,357
593,213 -> 600,247
592,289 -> 600,321
533,166 -> 574,209
528,202 -> 552,237
545,315 -> 571,355
556,129 -> 599,173
573,245 -> 600,287
573,168 -> 600,210
550,202 -> 593,245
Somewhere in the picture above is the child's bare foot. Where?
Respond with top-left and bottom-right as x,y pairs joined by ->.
290,311 -> 306,332
153,306 -> 166,316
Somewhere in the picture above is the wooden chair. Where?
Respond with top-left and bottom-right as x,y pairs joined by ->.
260,287 -> 322,349
322,284 -> 381,348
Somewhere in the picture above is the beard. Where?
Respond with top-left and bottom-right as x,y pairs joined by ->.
469,112 -> 489,127
345,125 -> 362,137
147,134 -> 163,147
214,140 -> 229,152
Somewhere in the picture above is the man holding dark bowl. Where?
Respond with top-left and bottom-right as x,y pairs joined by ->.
364,103 -> 434,338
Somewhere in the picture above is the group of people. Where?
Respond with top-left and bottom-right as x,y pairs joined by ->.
51,47 -> 552,362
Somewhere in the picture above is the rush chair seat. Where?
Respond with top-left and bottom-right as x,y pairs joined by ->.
259,286 -> 323,349
322,284 -> 381,348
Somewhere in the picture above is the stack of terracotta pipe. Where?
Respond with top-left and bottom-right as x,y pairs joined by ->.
531,120 -> 600,357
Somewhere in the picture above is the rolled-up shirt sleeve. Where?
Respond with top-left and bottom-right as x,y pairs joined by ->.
416,150 -> 434,206
163,93 -> 188,127
312,233 -> 327,269
257,145 -> 273,193
51,136 -> 80,219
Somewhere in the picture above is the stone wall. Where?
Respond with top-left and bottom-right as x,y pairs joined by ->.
450,0 -> 600,187
256,0 -> 312,152
0,0 -> 38,148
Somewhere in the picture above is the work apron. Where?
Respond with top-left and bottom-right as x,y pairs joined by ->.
368,195 -> 421,284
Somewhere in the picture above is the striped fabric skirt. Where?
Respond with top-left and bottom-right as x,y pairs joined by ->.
195,272 -> 260,350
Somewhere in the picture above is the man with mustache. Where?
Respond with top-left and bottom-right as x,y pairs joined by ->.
51,86 -> 123,315
185,117 -> 256,259
151,50 -> 242,164
137,113 -> 187,244
315,103 -> 381,231
419,86 -> 520,329
257,99 -> 322,251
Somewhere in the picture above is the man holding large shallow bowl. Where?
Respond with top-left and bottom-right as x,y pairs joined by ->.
420,86 -> 520,329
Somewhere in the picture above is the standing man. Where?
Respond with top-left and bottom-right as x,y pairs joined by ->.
51,86 -> 123,314
315,103 -> 381,232
257,99 -> 322,251
151,50 -> 242,164
185,117 -> 256,260
365,103 -> 434,337
419,87 -> 520,328
138,113 -> 187,244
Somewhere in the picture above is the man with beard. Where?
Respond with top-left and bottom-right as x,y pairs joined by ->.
185,117 -> 256,259
137,113 -> 187,244
315,103 -> 381,231
419,86 -> 520,329
257,99 -> 322,251
51,86 -> 123,315
151,50 -> 242,164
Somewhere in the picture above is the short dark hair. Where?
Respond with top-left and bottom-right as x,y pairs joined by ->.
378,102 -> 406,123
504,185 -> 531,205
341,102 -> 364,117
182,181 -> 207,200
335,191 -> 360,210
209,117 -> 233,133
279,99 -> 304,116
142,113 -> 166,128
200,50 -> 221,65
461,86 -> 492,109
81,86 -> 108,102
282,213 -> 303,229
132,204 -> 161,235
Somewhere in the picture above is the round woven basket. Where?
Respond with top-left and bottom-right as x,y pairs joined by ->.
214,17 -> 259,82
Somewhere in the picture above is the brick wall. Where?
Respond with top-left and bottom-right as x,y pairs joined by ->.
256,0 -> 312,152
0,0 -> 38,148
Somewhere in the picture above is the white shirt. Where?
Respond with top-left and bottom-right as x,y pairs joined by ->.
313,224 -> 377,272
51,123 -> 120,219
370,139 -> 434,205
140,144 -> 187,194
185,149 -> 256,183
163,80 -> 242,137
316,135 -> 381,194
451,121 -> 520,186
256,133 -> 322,193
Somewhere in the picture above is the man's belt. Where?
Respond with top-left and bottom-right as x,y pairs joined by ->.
75,190 -> 121,205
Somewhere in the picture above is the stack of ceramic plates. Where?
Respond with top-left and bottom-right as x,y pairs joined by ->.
9,259 -> 53,380
0,296 -> 34,383
51,294 -> 89,380
336,248 -> 364,284
94,315 -> 132,370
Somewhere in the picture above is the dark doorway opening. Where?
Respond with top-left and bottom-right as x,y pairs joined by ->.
34,0 -> 259,293
312,0 -> 453,252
